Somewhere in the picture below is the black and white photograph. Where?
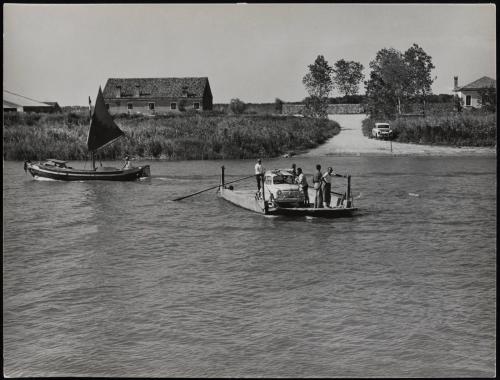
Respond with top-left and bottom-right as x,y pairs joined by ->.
3,3 -> 496,377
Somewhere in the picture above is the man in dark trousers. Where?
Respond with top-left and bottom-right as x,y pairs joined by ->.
254,158 -> 264,194
312,164 -> 323,208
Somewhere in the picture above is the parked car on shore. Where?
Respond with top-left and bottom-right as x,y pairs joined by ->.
372,122 -> 393,139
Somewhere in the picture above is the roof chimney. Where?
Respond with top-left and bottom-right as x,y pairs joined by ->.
454,76 -> 458,90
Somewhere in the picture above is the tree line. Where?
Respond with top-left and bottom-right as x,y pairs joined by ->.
303,43 -> 437,118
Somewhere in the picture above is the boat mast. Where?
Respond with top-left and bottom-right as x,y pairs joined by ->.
88,96 -> 96,171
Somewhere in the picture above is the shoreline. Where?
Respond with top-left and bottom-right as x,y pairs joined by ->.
13,148 -> 496,162
300,114 -> 497,157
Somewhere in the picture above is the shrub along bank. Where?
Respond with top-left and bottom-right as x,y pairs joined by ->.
3,111 -> 340,160
362,112 -> 496,147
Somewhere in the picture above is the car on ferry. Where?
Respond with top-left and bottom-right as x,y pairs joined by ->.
262,169 -> 304,208
371,122 -> 393,139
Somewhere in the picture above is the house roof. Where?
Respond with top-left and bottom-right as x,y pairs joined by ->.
456,76 -> 496,91
3,91 -> 52,108
3,100 -> 20,109
43,102 -> 60,107
102,77 -> 210,98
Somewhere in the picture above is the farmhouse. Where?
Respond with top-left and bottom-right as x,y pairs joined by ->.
102,77 -> 213,115
453,76 -> 496,109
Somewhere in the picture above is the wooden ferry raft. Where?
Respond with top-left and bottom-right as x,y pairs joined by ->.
218,166 -> 358,218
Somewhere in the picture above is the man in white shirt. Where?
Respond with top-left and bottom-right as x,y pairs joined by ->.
254,158 -> 264,192
122,155 -> 131,170
322,167 -> 334,207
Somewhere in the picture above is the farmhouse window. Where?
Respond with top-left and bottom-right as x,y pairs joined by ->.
171,102 -> 177,110
128,103 -> 133,110
193,102 -> 200,110
149,103 -> 155,110
465,95 -> 471,106
105,103 -> 110,110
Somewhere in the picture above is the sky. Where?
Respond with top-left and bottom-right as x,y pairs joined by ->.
3,3 -> 496,106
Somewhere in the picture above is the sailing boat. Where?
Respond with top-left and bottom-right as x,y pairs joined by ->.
25,87 -> 150,181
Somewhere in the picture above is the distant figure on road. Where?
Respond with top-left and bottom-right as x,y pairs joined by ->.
295,167 -> 309,207
312,164 -> 323,208
122,154 -> 131,170
322,167 -> 334,208
254,158 -> 264,193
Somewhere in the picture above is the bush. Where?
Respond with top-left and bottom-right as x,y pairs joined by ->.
229,98 -> 246,114
362,112 -> 496,147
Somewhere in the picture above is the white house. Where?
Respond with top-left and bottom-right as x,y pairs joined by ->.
453,76 -> 496,108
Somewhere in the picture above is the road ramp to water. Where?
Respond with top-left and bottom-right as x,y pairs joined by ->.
301,114 -> 496,156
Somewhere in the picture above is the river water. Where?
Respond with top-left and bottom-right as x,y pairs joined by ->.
3,154 -> 496,377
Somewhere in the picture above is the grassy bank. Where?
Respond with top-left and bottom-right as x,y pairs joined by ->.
3,111 -> 340,160
362,112 -> 496,147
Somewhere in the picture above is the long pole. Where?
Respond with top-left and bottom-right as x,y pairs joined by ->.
173,174 -> 254,201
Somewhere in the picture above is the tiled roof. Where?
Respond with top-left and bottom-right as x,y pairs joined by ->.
102,77 -> 209,98
457,76 -> 496,90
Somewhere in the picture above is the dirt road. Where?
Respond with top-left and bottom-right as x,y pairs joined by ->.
301,114 -> 496,156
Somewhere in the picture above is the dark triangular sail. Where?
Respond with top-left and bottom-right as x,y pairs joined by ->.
87,87 -> 124,151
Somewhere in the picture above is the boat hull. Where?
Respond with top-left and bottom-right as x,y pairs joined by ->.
26,162 -> 151,181
219,187 -> 357,218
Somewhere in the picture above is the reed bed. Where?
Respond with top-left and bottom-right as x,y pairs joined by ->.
3,111 -> 340,160
362,112 -> 496,147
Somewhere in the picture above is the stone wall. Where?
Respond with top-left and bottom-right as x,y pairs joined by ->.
327,103 -> 365,114
282,103 -> 365,115
213,103 -> 278,114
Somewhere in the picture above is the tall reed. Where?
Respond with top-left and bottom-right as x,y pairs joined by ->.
3,111 -> 340,160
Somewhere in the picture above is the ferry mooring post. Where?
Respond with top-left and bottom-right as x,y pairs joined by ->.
346,175 -> 352,208
221,165 -> 225,187
262,174 -> 269,213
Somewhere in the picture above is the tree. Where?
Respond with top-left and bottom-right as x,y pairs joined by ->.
302,55 -> 334,118
275,98 -> 284,114
229,98 -> 246,114
365,47 -> 411,117
404,44 -> 435,115
454,94 -> 463,113
332,59 -> 365,97
302,96 -> 329,119
477,86 -> 496,112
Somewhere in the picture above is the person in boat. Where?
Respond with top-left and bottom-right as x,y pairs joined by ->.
290,163 -> 297,179
295,167 -> 309,206
322,167 -> 334,208
254,158 -> 264,194
312,164 -> 323,208
122,155 -> 131,170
